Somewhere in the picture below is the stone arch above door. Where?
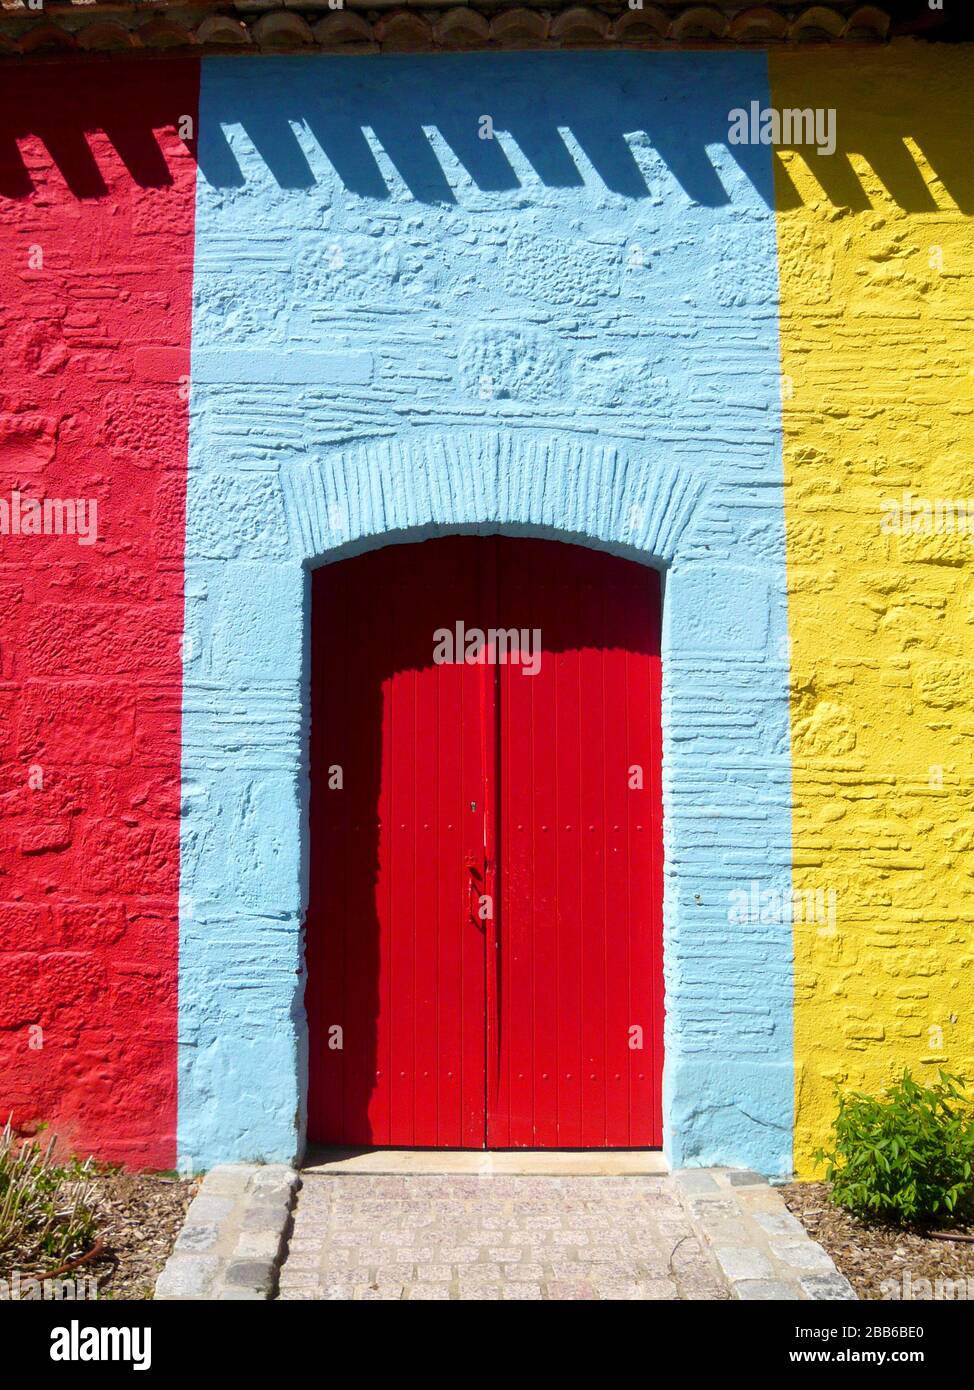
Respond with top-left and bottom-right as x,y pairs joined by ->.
278,429 -> 707,569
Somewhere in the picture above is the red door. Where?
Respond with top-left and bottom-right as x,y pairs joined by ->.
306,537 -> 663,1148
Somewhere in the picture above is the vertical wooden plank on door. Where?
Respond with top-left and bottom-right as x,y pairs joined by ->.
480,540 -> 500,1152
388,544 -> 417,1143
600,551 -> 633,1146
491,539 -> 515,1148
495,542 -> 546,1145
549,546 -> 584,1149
624,562 -> 663,1145
431,546 -> 463,1145
456,539 -> 490,1147
530,541 -> 562,1148
577,546 -> 609,1148
412,540 -> 440,1143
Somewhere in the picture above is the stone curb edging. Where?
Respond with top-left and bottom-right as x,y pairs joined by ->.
155,1164 -> 301,1301
675,1169 -> 857,1302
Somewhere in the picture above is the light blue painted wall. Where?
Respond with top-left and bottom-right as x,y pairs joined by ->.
180,51 -> 794,1174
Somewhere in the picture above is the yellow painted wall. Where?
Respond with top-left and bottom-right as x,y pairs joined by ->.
771,42 -> 974,1175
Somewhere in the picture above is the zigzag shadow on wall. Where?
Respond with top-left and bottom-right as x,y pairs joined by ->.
0,64 -> 191,200
771,111 -> 974,214
194,53 -> 776,208
0,54 -> 971,216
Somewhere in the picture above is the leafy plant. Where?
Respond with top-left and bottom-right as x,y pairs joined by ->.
0,1117 -> 98,1263
817,1070 -> 974,1227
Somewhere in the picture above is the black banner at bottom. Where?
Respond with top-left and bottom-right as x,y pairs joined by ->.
0,1294 -> 967,1376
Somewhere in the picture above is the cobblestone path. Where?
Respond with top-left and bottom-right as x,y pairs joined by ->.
277,1172 -> 730,1301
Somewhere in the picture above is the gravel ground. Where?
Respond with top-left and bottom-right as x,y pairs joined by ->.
1,1169 -> 195,1301
782,1182 -> 974,1302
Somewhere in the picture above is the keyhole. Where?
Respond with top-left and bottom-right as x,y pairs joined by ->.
471,801 -> 477,812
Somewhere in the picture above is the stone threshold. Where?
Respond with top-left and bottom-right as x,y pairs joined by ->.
303,1147 -> 669,1176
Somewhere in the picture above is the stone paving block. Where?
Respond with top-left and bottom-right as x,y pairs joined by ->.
695,1218 -> 751,1244
734,1279 -> 803,1301
374,1264 -> 416,1281
225,1258 -> 276,1293
458,1264 -> 505,1284
800,1273 -> 857,1301
504,1263 -> 545,1281
547,1280 -> 598,1299
752,1209 -> 808,1240
732,1187 -> 782,1213
182,1194 -> 236,1225
596,1281 -> 647,1300
250,1165 -> 296,1188
689,1197 -> 741,1220
155,1254 -> 221,1300
727,1170 -> 768,1187
655,1218 -> 697,1242
199,1165 -> 254,1198
174,1222 -> 220,1254
770,1240 -> 836,1273
241,1201 -> 291,1232
642,1279 -> 680,1300
235,1229 -> 285,1261
277,1270 -> 321,1288
714,1245 -> 776,1282
673,1170 -> 721,1195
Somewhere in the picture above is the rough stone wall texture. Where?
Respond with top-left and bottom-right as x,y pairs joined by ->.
0,65 -> 197,1166
182,52 -> 793,1173
770,45 -> 974,1175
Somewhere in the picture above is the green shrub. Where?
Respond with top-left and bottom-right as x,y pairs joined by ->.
0,1117 -> 98,1264
817,1070 -> 974,1227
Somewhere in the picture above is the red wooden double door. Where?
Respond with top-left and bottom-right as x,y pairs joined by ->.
307,536 -> 663,1148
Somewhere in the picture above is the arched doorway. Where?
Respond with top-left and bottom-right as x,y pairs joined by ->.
306,534 -> 663,1148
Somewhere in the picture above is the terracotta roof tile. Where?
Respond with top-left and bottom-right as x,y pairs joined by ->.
0,2 -> 962,61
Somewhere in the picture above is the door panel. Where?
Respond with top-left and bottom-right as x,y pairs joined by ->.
491,540 -> 663,1148
307,540 -> 488,1147
307,536 -> 663,1150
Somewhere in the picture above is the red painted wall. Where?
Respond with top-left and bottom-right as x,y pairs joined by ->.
0,62 -> 198,1167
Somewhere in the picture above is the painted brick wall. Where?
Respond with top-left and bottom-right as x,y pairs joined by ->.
181,51 -> 794,1171
0,65 -> 197,1166
770,45 -> 974,1174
